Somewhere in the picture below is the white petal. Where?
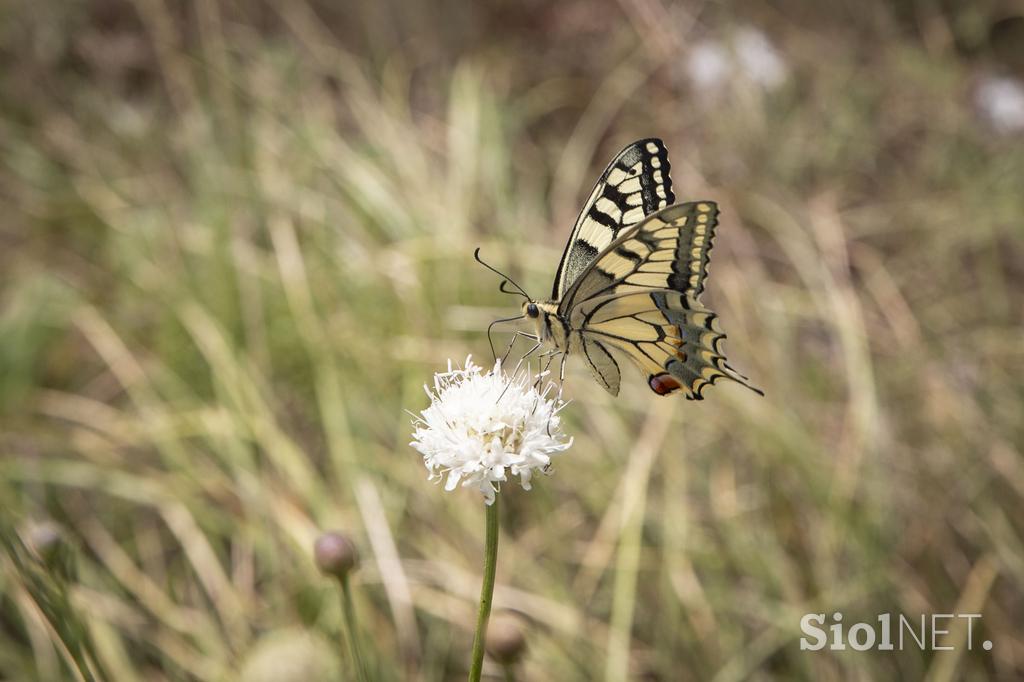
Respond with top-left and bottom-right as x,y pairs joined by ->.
445,471 -> 462,491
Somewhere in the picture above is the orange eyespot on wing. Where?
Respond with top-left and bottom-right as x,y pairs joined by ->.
648,373 -> 682,395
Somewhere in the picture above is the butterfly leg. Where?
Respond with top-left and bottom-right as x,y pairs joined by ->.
545,352 -> 570,436
532,349 -> 560,389
557,351 -> 568,398
530,351 -> 558,409
499,331 -> 540,366
546,352 -> 561,436
535,351 -> 566,437
496,338 -> 542,403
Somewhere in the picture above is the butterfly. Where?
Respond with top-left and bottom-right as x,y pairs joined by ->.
484,138 -> 762,399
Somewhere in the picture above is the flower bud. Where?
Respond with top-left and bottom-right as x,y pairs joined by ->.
314,532 -> 358,579
485,614 -> 527,665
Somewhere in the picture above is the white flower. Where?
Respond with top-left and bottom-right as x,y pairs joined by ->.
734,27 -> 788,91
410,356 -> 572,505
974,75 -> 1024,135
686,41 -> 731,93
685,27 -> 788,98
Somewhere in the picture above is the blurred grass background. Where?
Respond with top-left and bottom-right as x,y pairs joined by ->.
2,0 -> 1023,679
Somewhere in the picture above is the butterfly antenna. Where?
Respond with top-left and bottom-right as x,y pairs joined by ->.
498,280 -> 528,298
474,248 -> 530,299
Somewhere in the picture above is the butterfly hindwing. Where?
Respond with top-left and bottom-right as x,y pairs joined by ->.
574,289 -> 760,399
580,337 -> 622,396
552,139 -> 674,299
564,201 -> 762,398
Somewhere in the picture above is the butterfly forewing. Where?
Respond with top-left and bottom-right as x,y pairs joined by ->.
560,202 -> 719,311
552,139 -> 674,299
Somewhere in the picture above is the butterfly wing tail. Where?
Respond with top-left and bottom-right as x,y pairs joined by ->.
655,292 -> 763,399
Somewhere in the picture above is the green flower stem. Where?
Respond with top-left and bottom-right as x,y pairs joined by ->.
340,573 -> 370,682
469,495 -> 500,682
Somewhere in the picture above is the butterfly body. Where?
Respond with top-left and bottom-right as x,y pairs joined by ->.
515,139 -> 761,400
523,301 -> 566,349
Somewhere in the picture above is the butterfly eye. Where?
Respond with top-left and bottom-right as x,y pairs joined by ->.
526,303 -> 539,318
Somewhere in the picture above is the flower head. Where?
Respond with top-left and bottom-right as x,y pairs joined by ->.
410,356 -> 572,504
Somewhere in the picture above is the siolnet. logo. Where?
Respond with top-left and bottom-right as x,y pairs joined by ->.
800,613 -> 993,652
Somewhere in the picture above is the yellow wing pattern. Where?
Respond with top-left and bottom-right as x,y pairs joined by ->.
552,139 -> 674,299
563,202 -> 761,399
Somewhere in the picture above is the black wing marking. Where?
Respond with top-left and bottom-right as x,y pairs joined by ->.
552,138 -> 674,299
575,289 -> 761,399
560,201 -> 719,314
564,201 -> 761,398
580,336 -> 622,396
